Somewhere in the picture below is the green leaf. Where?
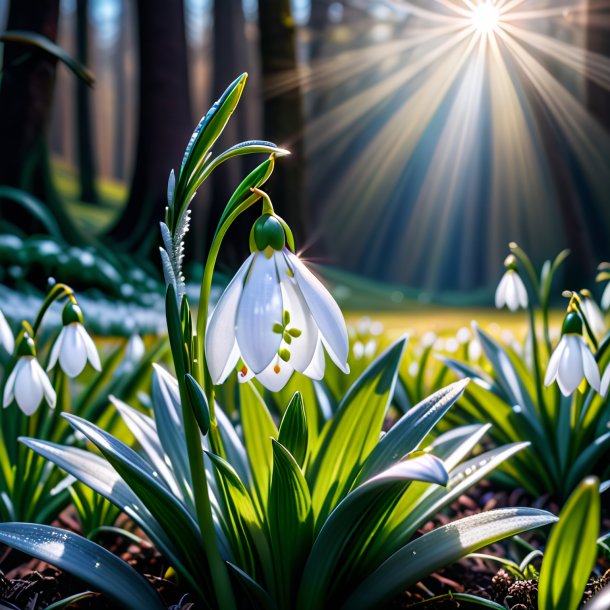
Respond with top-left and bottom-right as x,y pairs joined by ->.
61,414 -> 209,585
184,373 -> 211,436
539,477 -> 600,610
0,186 -> 63,239
342,508 -> 557,610
214,158 -> 275,238
0,31 -> 95,85
278,393 -> 308,467
226,562 -> 278,610
0,523 -> 164,610
268,440 -> 314,609
239,381 -> 278,514
308,337 -> 407,523
355,379 -> 469,484
298,453 -> 448,610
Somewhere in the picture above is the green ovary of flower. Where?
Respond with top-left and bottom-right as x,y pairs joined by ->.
252,214 -> 286,252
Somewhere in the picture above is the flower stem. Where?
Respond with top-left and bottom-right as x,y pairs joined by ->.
32,283 -> 75,335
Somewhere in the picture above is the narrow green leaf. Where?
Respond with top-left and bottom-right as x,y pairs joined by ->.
342,508 -> 557,610
355,379 -> 469,484
278,393 -> 308,467
539,477 -> 600,610
268,440 -> 314,609
0,523 -> 164,610
0,186 -> 63,239
308,337 -> 407,523
227,562 -> 278,610
239,381 -> 278,514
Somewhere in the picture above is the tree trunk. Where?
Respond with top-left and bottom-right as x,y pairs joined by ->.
75,0 -> 98,203
0,0 -> 82,240
257,0 -> 307,244
206,0 -> 250,265
107,0 -> 192,255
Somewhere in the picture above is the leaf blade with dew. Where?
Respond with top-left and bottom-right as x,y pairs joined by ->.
342,508 -> 557,610
0,523 -> 164,610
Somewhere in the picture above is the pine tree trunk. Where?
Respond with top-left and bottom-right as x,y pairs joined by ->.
75,0 -> 98,203
106,0 -> 192,255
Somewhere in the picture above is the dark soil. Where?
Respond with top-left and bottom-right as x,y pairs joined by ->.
1,484 -> 609,609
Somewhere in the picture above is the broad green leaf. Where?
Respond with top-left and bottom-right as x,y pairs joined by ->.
539,477 -> 600,610
355,379 -> 469,484
268,440 -> 313,609
62,414 -> 208,582
0,523 -> 164,610
278,393 -> 308,467
564,432 -> 610,494
298,453 -> 447,610
0,31 -> 95,85
342,508 -> 557,610
308,337 -> 407,523
239,381 -> 278,513
206,451 -> 272,585
425,424 -> 491,471
0,186 -> 63,239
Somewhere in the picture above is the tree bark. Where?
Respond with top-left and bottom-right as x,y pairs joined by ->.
0,0 -> 81,239
107,0 -> 192,254
75,0 -> 98,203
257,0 -> 307,244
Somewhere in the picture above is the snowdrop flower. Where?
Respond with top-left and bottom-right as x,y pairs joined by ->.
3,333 -> 56,415
579,290 -> 606,338
0,308 -> 14,354
602,282 -> 610,311
495,256 -> 528,312
48,302 -> 101,378
205,210 -> 349,392
544,312 -> 600,396
601,363 -> 610,398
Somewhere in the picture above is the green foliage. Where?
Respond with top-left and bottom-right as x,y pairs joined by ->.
538,477 -> 601,610
442,247 -> 610,500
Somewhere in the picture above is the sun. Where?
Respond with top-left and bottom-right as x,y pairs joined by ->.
471,1 -> 500,34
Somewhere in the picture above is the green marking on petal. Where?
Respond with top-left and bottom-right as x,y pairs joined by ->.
287,328 -> 302,338
283,332 -> 292,344
279,348 -> 291,362
273,323 -> 284,334
283,310 -> 291,325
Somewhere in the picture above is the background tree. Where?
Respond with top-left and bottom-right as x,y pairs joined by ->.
257,0 -> 307,243
106,0 -> 192,255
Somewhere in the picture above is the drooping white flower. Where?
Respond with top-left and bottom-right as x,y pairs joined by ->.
3,334 -> 56,415
602,282 -> 610,311
601,362 -> 610,398
580,292 -> 606,338
495,269 -> 528,312
48,302 -> 101,378
0,308 -> 14,354
205,213 -> 349,391
544,312 -> 600,396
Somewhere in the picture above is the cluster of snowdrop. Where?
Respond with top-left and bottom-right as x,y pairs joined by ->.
1,289 -> 100,415
495,250 -> 609,398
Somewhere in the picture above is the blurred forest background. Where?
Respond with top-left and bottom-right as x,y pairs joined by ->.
0,0 -> 609,324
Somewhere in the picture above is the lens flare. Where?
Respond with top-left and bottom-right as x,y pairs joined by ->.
471,2 -> 500,34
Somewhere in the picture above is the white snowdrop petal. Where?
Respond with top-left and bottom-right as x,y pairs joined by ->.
602,283 -> 610,311
287,251 -> 349,372
544,338 -> 565,387
601,364 -> 610,398
557,336 -> 583,395
254,359 -> 294,392
276,253 -> 318,374
47,327 -> 65,371
217,340 -> 241,385
494,275 -> 506,309
580,339 -> 600,391
236,253 -> 283,374
505,275 -> 518,312
77,323 -> 102,371
15,358 -> 43,415
0,310 -> 14,354
59,324 -> 88,377
2,359 -> 21,407
302,339 -> 326,380
32,358 -> 56,409
206,253 -> 253,383
515,275 -> 528,308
